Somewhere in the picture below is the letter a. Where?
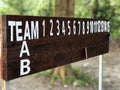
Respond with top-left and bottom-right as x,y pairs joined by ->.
20,59 -> 31,76
19,41 -> 30,57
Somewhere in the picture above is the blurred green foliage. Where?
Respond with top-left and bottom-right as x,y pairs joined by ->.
39,67 -> 97,87
75,0 -> 120,37
72,67 -> 97,87
0,0 -> 55,16
0,0 -> 120,36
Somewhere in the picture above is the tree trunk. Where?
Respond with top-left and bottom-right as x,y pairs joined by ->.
51,0 -> 74,84
48,0 -> 52,16
55,0 -> 74,17
92,0 -> 99,18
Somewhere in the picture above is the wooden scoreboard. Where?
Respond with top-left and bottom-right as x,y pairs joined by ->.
0,15 -> 110,81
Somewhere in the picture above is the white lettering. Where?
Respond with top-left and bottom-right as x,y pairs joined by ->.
19,41 -> 30,57
42,20 -> 45,37
50,19 -> 53,36
20,59 -> 30,76
82,21 -> 85,35
68,20 -> 71,35
98,20 -> 101,32
56,20 -> 60,36
78,21 -> 81,35
8,21 -> 15,42
87,21 -> 89,34
101,21 -> 104,32
90,21 -> 93,33
62,21 -> 66,35
31,21 -> 39,39
107,21 -> 110,32
24,21 -> 30,40
73,20 -> 76,35
104,21 -> 107,32
16,21 -> 22,41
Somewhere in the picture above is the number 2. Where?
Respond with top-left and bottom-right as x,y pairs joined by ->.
50,19 -> 53,36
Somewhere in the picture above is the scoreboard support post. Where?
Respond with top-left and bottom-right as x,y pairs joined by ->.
1,79 -> 9,90
98,55 -> 103,90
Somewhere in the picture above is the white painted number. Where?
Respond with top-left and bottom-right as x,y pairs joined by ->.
50,19 -> 53,36
73,20 -> 76,35
62,21 -> 66,35
107,21 -> 110,32
56,20 -> 60,36
87,21 -> 89,34
42,20 -> 45,37
78,21 -> 81,35
68,20 -> 71,35
82,21 -> 85,35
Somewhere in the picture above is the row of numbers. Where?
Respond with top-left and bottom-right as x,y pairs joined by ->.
42,20 -> 82,37
42,19 -> 110,37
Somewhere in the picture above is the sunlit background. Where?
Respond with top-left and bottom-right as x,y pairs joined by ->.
0,0 -> 120,36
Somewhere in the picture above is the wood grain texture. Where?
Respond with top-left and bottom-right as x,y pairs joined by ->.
0,16 -> 8,80
0,15 -> 110,81
0,16 -> 2,78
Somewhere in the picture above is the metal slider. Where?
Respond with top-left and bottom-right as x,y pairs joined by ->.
85,47 -> 88,59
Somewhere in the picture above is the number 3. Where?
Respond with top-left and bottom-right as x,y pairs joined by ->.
56,20 -> 60,36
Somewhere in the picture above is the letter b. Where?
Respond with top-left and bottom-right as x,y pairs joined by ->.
20,59 -> 31,76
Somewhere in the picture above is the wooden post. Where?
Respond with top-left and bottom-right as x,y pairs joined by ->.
1,79 -> 9,90
98,55 -> 103,90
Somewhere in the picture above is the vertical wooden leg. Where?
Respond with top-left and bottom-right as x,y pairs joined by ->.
50,67 -> 59,84
1,79 -> 9,90
59,66 -> 65,83
98,55 -> 103,90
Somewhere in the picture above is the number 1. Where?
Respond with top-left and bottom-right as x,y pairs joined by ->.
42,20 -> 45,37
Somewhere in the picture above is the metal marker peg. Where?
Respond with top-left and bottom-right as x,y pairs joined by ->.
85,47 -> 88,59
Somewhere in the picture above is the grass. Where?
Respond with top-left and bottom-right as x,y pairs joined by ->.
65,67 -> 97,87
39,67 -> 97,87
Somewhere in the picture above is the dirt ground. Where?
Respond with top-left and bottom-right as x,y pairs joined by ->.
0,37 -> 120,90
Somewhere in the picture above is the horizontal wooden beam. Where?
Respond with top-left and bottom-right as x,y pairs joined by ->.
0,15 -> 110,81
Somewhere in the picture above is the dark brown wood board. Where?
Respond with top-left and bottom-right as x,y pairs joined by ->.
0,15 -> 110,81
